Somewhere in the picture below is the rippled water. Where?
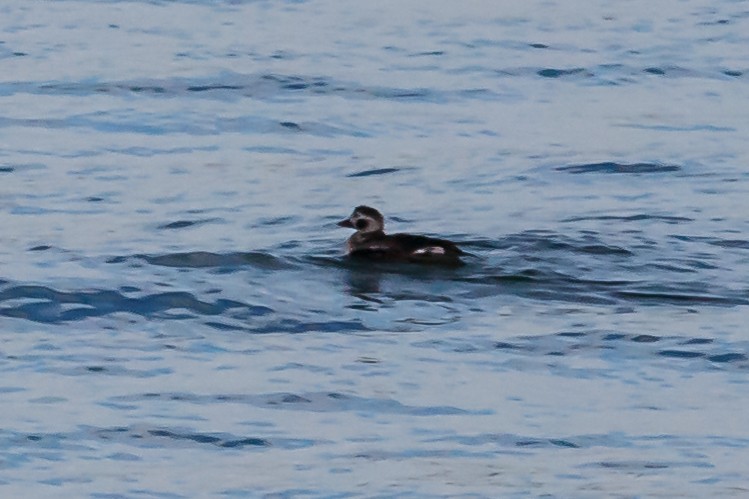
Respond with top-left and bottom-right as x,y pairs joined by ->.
2,0 -> 749,497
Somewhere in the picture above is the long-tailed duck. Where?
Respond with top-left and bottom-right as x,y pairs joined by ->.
337,205 -> 464,265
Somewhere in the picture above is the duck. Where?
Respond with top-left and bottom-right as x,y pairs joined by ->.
337,206 -> 465,265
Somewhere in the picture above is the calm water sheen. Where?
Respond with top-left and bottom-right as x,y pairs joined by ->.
2,0 -> 749,497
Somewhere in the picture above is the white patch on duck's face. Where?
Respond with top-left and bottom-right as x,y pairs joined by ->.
351,213 -> 382,233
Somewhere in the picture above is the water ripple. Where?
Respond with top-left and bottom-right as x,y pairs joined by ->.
346,167 -> 403,178
108,251 -> 296,270
436,330 -> 749,373
0,285 -> 272,324
110,391 -> 477,416
557,162 -> 681,174
2,72 -> 492,104
0,426 -> 317,453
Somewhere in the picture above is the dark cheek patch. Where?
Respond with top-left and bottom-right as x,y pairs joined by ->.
355,219 -> 368,230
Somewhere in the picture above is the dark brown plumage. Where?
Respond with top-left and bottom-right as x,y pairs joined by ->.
337,206 -> 464,265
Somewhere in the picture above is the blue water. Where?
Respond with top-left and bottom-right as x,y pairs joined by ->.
2,0 -> 749,497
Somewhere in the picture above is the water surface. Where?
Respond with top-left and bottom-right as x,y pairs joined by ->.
1,0 -> 749,497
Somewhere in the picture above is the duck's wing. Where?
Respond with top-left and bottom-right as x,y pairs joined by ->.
348,240 -> 406,261
390,234 -> 463,254
349,247 -> 397,260
390,234 -> 465,265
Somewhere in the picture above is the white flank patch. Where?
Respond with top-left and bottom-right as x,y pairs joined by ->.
413,246 -> 445,255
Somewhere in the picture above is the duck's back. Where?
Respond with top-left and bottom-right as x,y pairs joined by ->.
350,232 -> 464,265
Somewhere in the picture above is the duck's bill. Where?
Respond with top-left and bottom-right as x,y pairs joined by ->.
337,219 -> 354,228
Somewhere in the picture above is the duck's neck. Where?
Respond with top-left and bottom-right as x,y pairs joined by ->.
350,230 -> 385,244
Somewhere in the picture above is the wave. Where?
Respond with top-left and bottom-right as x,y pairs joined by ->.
0,285 -> 273,324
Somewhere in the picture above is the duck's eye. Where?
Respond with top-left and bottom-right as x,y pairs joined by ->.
355,219 -> 368,230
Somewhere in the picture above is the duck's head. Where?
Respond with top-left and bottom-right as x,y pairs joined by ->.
337,205 -> 384,233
